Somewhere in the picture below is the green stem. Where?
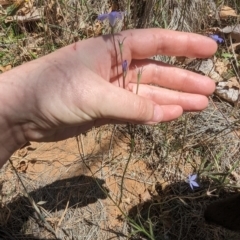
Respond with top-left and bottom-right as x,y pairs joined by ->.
76,134 -> 153,239
118,126 -> 135,205
136,67 -> 143,94
111,26 -> 121,87
118,37 -> 127,89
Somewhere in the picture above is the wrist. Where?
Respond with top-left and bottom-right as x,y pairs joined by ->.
0,91 -> 27,167
0,44 -> 78,167
0,120 -> 26,168
0,65 -> 33,167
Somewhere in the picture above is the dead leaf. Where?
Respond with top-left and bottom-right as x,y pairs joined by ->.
197,59 -> 215,75
209,70 -> 223,82
16,0 -> 33,15
5,7 -> 43,23
219,6 -> 238,19
122,197 -> 131,204
225,76 -> 240,88
215,59 -> 228,75
83,21 -> 103,38
17,160 -> 28,173
175,56 -> 196,65
229,42 -> 240,52
17,148 -> 28,158
140,189 -> 152,202
0,65 -> 12,72
215,77 -> 240,103
186,58 -> 223,82
221,24 -> 240,34
220,24 -> 240,42
94,22 -> 103,36
0,0 -> 13,6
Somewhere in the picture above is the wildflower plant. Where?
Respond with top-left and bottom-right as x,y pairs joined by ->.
97,9 -> 151,239
122,60 -> 128,89
122,60 -> 128,72
187,174 -> 199,190
118,37 -> 127,88
136,67 -> 144,95
97,11 -> 124,33
209,34 -> 224,44
98,11 -> 128,89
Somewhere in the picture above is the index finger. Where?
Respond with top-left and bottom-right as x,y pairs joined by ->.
118,28 -> 217,59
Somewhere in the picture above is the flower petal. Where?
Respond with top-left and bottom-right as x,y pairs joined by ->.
114,11 -> 124,20
122,60 -> 128,72
189,174 -> 197,181
108,11 -> 124,26
191,181 -> 199,187
97,13 -> 109,21
209,34 -> 224,44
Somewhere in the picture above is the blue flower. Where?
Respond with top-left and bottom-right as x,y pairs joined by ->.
188,174 -> 199,190
97,11 -> 124,27
122,60 -> 128,73
209,34 -> 224,44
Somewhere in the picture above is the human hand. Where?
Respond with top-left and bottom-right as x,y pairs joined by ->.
0,28 -> 217,163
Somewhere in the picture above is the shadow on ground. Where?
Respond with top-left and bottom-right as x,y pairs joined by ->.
0,175 -> 109,240
128,180 -> 240,240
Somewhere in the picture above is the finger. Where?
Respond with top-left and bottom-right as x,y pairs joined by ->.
98,105 -> 183,123
71,28 -> 217,81
89,79 -> 183,124
127,59 -> 216,95
128,83 -> 210,111
50,110 -> 183,142
119,28 -> 218,59
94,107 -> 183,124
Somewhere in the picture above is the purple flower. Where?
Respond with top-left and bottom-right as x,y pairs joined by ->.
97,11 -> 124,27
209,34 -> 224,44
188,174 -> 199,190
122,60 -> 128,73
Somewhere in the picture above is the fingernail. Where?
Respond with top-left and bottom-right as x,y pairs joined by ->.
153,105 -> 163,122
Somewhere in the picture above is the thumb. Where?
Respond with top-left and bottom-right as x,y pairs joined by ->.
91,81 -> 182,124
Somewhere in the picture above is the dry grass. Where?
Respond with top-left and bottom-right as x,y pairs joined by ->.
0,0 -> 240,239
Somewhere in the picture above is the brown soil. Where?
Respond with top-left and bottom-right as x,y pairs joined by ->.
0,125 -> 165,239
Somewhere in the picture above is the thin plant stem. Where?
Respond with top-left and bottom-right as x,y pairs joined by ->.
136,67 -> 144,94
175,114 -> 188,178
108,125 -> 117,158
111,26 -> 121,87
81,0 -> 95,37
8,158 -> 57,237
118,125 -> 135,206
75,136 -> 154,239
118,67 -> 144,204
118,37 -> 127,88
126,0 -> 131,28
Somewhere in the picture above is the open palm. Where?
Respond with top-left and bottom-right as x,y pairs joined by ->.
3,28 -> 217,143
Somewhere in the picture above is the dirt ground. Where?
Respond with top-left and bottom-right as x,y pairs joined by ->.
0,125 -> 168,239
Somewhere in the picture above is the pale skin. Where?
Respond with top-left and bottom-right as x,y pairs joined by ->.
0,29 -> 217,168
